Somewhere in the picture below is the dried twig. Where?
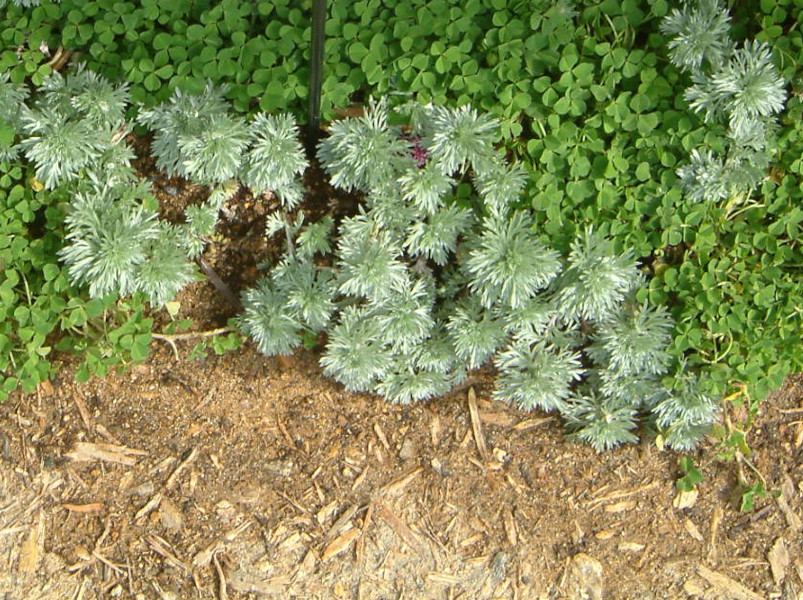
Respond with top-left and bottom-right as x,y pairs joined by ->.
136,447 -> 198,521
468,388 -> 490,462
212,553 -> 229,600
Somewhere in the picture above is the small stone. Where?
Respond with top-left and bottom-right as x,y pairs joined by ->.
265,458 -> 295,477
128,481 -> 155,497
159,497 -> 183,533
673,489 -> 698,510
399,438 -> 416,460
562,553 -> 603,600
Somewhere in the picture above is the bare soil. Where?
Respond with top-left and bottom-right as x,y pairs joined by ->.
1,341 -> 802,599
1,147 -> 803,600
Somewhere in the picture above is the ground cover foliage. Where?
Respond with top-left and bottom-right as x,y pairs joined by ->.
0,0 -> 801,447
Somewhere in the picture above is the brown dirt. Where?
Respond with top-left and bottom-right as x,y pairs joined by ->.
1,341 -> 802,599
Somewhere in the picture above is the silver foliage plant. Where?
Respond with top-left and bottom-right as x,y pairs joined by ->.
1,66 -> 229,306
2,67 -> 309,307
662,0 -> 787,202
239,99 -> 718,452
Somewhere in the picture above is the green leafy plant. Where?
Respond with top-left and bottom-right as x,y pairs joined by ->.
239,100 -> 718,452
0,160 -> 163,399
675,455 -> 703,492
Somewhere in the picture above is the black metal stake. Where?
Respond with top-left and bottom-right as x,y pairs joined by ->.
307,0 -> 326,154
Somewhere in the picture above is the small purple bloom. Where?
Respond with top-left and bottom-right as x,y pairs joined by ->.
403,134 -> 427,167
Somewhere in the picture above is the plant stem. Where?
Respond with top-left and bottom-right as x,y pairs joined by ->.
151,327 -> 238,360
197,258 -> 242,311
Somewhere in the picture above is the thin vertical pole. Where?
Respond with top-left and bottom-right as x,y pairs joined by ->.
308,0 -> 326,152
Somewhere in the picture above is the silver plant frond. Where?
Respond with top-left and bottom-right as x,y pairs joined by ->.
466,211 -> 562,310
58,184 -> 161,299
661,0 -> 732,73
317,97 -> 412,192
594,302 -> 674,377
397,161 -> 454,215
374,362 -> 452,404
272,257 -> 336,332
136,226 -> 200,306
404,205 -> 474,266
562,390 -> 640,451
554,227 -> 639,323
493,341 -> 584,413
714,41 -> 787,138
427,104 -> 499,176
238,277 -> 303,356
474,160 -> 528,218
446,297 -> 506,369
241,112 -> 308,195
178,113 -> 250,184
320,307 -> 394,392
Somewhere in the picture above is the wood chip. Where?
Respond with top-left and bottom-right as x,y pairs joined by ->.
213,552 -> 229,600
707,506 -> 723,561
503,508 -> 517,546
777,475 -> 802,532
618,541 -> 645,552
381,467 -> 422,497
594,529 -> 616,540
146,534 -> 189,573
134,492 -> 163,521
373,423 -> 390,450
164,447 -> 198,491
326,504 -> 360,539
316,501 -> 338,526
61,502 -> 103,514
321,528 -> 360,560
768,537 -> 789,585
375,502 -> 423,553
73,393 -> 93,431
427,571 -> 461,586
356,503 -> 373,564
460,533 -> 483,547
468,388 -> 490,461
64,442 -> 147,466
587,481 -> 658,508
604,500 -> 637,513
18,514 -> 43,576
430,414 -> 441,446
683,518 -> 704,542
480,412 -> 516,427
159,497 -> 183,533
512,417 -> 553,431
227,571 -> 289,596
95,423 -> 122,445
696,565 -> 763,600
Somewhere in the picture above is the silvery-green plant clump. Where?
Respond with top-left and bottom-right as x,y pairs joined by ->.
239,99 -> 719,451
0,0 -> 57,7
6,64 -> 133,189
4,68 -> 311,307
3,67 -> 242,306
662,0 -> 787,202
137,85 -> 308,201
